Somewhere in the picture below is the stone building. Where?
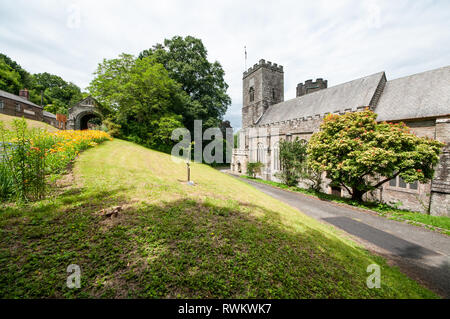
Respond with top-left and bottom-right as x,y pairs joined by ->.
0,89 -> 44,121
231,59 -> 450,216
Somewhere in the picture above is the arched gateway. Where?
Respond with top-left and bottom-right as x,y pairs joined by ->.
68,96 -> 103,130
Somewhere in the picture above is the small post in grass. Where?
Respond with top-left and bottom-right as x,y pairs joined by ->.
185,142 -> 194,186
186,161 -> 190,182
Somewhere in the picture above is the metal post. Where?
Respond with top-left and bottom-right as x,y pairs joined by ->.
187,162 -> 190,182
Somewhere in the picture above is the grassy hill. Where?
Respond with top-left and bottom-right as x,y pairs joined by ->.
0,139 -> 437,298
0,113 -> 58,132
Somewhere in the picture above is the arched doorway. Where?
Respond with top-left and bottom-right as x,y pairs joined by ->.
79,112 -> 102,130
75,111 -> 102,130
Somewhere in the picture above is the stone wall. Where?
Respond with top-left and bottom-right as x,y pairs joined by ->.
430,117 -> 450,216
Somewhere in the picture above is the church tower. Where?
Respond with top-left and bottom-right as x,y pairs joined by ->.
242,59 -> 284,128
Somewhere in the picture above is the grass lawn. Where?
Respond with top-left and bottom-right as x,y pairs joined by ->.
243,176 -> 450,236
0,113 -> 58,132
0,139 -> 438,298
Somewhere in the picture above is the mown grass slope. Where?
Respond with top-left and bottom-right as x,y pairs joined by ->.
0,113 -> 58,132
0,139 -> 437,298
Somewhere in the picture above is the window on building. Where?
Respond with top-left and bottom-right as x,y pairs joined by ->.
15,103 -> 21,112
272,88 -> 276,100
286,133 -> 292,142
388,175 -> 419,191
409,181 -> 418,190
273,142 -> 280,171
249,87 -> 255,102
389,178 -> 396,187
0,100 -> 4,109
257,143 -> 265,163
399,177 -> 407,188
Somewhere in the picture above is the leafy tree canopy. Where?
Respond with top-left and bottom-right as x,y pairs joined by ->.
88,54 -> 190,148
307,110 -> 444,201
32,72 -> 83,115
139,35 -> 231,130
0,53 -> 33,90
0,59 -> 21,94
0,53 -> 83,115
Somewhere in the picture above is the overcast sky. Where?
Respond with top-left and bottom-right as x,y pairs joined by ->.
1,0 -> 449,130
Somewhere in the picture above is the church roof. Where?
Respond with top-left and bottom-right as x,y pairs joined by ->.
374,65 -> 450,122
258,72 -> 385,125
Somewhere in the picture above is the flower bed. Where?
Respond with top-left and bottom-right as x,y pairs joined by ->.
45,130 -> 113,172
0,119 -> 112,202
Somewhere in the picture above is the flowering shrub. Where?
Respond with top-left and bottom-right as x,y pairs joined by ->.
0,118 -> 112,202
307,110 -> 444,202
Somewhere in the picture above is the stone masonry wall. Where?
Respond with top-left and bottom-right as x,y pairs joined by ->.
430,117 -> 450,216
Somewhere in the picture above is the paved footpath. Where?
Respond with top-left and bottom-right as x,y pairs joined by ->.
235,175 -> 450,297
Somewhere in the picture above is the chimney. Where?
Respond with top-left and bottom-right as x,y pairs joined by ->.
19,89 -> 29,100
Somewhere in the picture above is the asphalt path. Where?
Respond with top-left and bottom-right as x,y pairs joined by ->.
238,176 -> 450,297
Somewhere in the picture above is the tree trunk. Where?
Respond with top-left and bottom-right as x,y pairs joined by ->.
351,189 -> 364,202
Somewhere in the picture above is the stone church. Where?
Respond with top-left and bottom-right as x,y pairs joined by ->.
231,59 -> 450,216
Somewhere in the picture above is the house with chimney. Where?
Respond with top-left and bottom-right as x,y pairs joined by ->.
0,89 -> 45,122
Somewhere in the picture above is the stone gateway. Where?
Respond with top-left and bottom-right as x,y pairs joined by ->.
68,96 -> 103,130
231,59 -> 450,216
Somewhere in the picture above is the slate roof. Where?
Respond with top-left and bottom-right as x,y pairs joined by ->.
374,65 -> 450,122
0,89 -> 43,109
258,72 -> 385,125
43,111 -> 56,119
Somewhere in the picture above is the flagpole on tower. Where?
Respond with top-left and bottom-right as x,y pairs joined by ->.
244,46 -> 247,71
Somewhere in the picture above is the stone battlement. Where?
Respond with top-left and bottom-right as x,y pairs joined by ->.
296,78 -> 328,97
243,59 -> 283,78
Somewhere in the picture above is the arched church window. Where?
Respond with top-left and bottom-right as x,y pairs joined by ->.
273,142 -> 280,171
249,87 -> 255,102
257,143 -> 265,163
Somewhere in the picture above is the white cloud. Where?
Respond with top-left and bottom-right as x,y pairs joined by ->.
1,0 -> 449,130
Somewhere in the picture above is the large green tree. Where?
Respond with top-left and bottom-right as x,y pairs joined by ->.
0,53 -> 83,114
87,53 -> 135,116
88,54 -> 189,148
0,53 -> 33,92
307,110 -> 444,201
32,72 -> 83,115
0,59 -> 21,93
139,35 -> 231,130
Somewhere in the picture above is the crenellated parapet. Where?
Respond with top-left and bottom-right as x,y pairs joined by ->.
296,78 -> 328,97
243,59 -> 284,79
